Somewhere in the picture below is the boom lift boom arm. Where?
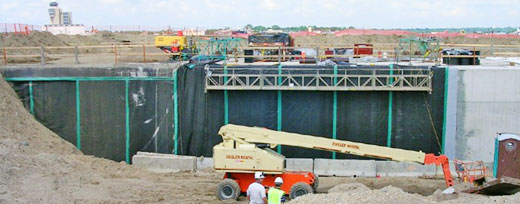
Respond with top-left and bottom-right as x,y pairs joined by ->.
216,124 -> 453,187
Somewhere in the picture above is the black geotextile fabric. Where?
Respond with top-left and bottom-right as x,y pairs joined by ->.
391,68 -> 445,154
336,91 -> 389,159
33,82 -> 78,147
4,67 -> 176,162
178,64 -> 445,158
3,64 -> 446,161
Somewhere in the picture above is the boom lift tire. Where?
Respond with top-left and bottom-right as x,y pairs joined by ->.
289,182 -> 313,199
217,179 -> 241,200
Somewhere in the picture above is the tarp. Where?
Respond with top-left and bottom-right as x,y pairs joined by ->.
178,65 -> 446,158
1,64 -> 446,161
2,65 -> 176,162
248,33 -> 290,45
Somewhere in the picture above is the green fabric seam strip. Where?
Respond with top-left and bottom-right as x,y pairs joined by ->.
441,67 -> 449,154
28,81 -> 34,115
493,138 -> 499,178
277,64 -> 282,154
125,79 -> 130,164
173,71 -> 179,155
224,65 -> 229,125
5,77 -> 174,81
387,64 -> 394,147
332,65 -> 338,160
75,80 -> 81,150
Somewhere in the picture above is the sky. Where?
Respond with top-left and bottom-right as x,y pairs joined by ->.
1,0 -> 519,29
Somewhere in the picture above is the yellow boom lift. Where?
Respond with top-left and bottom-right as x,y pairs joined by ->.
214,124 -> 454,200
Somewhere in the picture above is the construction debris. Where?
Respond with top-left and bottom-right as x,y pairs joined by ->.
464,177 -> 520,195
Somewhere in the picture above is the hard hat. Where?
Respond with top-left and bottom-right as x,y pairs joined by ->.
274,177 -> 283,184
254,172 -> 265,179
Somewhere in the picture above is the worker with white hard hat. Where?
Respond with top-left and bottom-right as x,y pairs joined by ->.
268,177 -> 286,204
247,172 -> 267,204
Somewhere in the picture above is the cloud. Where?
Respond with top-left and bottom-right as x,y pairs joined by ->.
99,0 -> 122,4
260,0 -> 278,10
1,2 -> 19,10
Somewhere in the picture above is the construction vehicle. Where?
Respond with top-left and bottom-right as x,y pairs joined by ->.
214,124 -> 454,201
397,37 -> 441,62
154,32 -> 196,60
191,38 -> 244,64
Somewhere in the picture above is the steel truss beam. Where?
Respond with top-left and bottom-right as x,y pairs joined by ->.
205,67 -> 432,92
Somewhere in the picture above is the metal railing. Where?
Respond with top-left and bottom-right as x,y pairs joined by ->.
205,67 -> 433,92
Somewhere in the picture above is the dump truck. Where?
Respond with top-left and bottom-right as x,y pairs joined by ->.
214,124 -> 454,200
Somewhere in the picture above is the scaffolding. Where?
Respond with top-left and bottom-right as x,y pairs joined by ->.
205,66 -> 433,92
196,38 -> 245,60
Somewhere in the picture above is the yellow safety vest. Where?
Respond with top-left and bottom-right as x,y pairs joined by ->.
268,187 -> 285,204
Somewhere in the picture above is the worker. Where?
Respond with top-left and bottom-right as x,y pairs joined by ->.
268,177 -> 286,204
247,172 -> 267,204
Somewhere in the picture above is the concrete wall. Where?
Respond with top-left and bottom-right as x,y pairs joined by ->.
454,67 -> 520,162
133,154 -> 469,178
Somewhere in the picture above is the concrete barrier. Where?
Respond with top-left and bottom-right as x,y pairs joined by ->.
314,159 -> 376,177
376,161 -> 442,177
132,152 -> 196,173
196,157 -> 214,170
286,158 -> 313,172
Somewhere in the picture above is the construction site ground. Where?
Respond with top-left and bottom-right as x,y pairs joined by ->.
1,69 -> 520,203
2,32 -> 520,203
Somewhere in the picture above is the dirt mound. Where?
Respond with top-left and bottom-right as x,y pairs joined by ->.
290,181 -> 520,204
290,185 -> 430,204
328,183 -> 371,193
292,34 -> 520,48
0,74 -> 223,203
0,31 -> 67,47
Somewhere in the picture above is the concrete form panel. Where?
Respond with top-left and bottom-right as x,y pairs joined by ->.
314,159 -> 376,177
456,67 -> 520,162
285,158 -> 314,172
132,152 -> 196,173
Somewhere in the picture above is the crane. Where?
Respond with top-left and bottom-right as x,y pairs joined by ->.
214,124 -> 454,200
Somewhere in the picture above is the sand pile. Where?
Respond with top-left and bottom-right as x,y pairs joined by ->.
289,182 -> 520,204
0,31 -> 68,47
0,75 -> 223,203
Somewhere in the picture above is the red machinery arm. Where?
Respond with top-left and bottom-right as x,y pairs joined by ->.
424,154 -> 454,187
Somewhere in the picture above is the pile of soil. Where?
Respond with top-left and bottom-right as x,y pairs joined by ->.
293,34 -> 520,47
0,32 -> 67,47
0,74 -> 224,203
289,182 -> 520,204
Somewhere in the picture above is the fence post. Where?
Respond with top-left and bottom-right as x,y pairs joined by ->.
143,44 -> 147,63
315,47 -> 319,65
473,46 -> 476,65
278,46 -> 281,64
2,47 -> 7,65
40,46 -> 45,65
74,46 -> 80,64
114,45 -> 118,64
